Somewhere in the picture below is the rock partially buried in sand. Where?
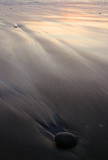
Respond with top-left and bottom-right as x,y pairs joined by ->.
55,132 -> 78,148
14,24 -> 18,28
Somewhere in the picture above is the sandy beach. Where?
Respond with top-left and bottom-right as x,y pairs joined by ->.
0,0 -> 108,160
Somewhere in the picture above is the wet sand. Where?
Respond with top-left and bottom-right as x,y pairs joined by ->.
0,1 -> 108,160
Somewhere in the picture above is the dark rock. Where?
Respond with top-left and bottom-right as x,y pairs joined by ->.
55,132 -> 78,148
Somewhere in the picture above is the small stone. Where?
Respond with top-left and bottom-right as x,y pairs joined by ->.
14,25 -> 18,28
55,132 -> 78,148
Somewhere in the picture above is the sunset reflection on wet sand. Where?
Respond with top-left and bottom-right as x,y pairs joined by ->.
0,1 -> 108,160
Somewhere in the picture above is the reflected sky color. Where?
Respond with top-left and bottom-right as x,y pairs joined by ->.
0,1 -> 108,57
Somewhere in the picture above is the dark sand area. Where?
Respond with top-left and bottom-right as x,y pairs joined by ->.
0,1 -> 108,160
